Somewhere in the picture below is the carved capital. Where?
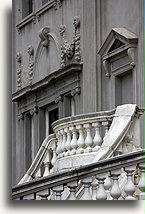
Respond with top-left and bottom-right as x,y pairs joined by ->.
18,113 -> 24,121
39,27 -> 50,47
55,95 -> 63,104
30,106 -> 38,116
71,87 -> 81,97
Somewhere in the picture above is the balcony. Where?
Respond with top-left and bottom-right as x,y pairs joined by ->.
12,104 -> 144,200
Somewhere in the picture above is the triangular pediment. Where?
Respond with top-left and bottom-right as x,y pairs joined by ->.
98,28 -> 138,57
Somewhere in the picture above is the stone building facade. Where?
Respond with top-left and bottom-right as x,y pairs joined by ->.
12,0 -> 144,190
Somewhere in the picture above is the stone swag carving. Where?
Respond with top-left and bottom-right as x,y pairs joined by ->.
16,52 -> 22,90
60,16 -> 81,68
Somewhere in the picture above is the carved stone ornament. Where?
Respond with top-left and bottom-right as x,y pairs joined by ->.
71,87 -> 81,97
28,45 -> 34,85
16,52 -> 22,90
18,113 -> 24,121
30,106 -> 38,116
54,0 -> 63,10
39,27 -> 50,47
55,95 -> 63,104
60,16 -> 81,68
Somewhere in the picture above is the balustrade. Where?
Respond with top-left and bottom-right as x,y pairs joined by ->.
52,110 -> 115,159
12,150 -> 145,200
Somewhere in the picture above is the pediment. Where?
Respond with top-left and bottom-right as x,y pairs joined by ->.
98,28 -> 138,58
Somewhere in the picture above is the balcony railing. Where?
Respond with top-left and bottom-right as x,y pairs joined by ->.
14,104 -> 144,200
12,150 -> 145,200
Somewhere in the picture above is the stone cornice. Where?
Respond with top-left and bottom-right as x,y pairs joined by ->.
12,63 -> 82,102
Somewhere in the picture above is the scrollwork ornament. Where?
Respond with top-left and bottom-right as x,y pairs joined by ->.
39,27 -> 50,47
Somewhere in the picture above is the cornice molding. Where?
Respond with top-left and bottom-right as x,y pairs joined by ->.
12,63 -> 82,102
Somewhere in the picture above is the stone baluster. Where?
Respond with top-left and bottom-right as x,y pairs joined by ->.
34,168 -> 41,179
56,131 -> 63,158
43,152 -> 50,177
91,178 -> 98,200
102,121 -> 110,140
92,122 -> 102,152
53,185 -> 64,200
76,125 -> 85,154
60,129 -> 67,157
96,173 -> 107,200
67,181 -> 78,200
70,126 -> 78,155
65,127 -> 72,156
84,124 -> 93,153
137,163 -> 145,200
110,169 -> 121,200
104,172 -> 112,200
124,165 -> 136,200
51,142 -> 57,167
39,190 -> 50,200
80,177 -> 93,200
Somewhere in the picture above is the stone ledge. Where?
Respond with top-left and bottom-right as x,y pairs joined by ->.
12,63 -> 82,102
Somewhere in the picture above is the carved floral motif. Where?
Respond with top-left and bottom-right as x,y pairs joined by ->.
60,16 -> 81,68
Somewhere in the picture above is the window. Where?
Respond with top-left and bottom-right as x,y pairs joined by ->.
115,71 -> 133,107
22,0 -> 33,19
42,0 -> 49,5
45,107 -> 59,136
24,113 -> 34,170
64,94 -> 75,117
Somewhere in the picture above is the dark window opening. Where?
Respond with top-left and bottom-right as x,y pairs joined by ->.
22,0 -> 33,19
24,114 -> 32,171
49,108 -> 59,134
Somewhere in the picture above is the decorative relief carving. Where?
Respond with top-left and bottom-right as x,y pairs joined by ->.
55,95 -> 63,104
39,27 -> 50,47
60,16 -> 81,68
16,52 -> 22,90
54,0 -> 63,10
28,45 -> 34,85
16,45 -> 35,90
103,60 -> 111,78
30,106 -> 38,116
71,87 -> 81,97
127,48 -> 136,68
18,113 -> 24,121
